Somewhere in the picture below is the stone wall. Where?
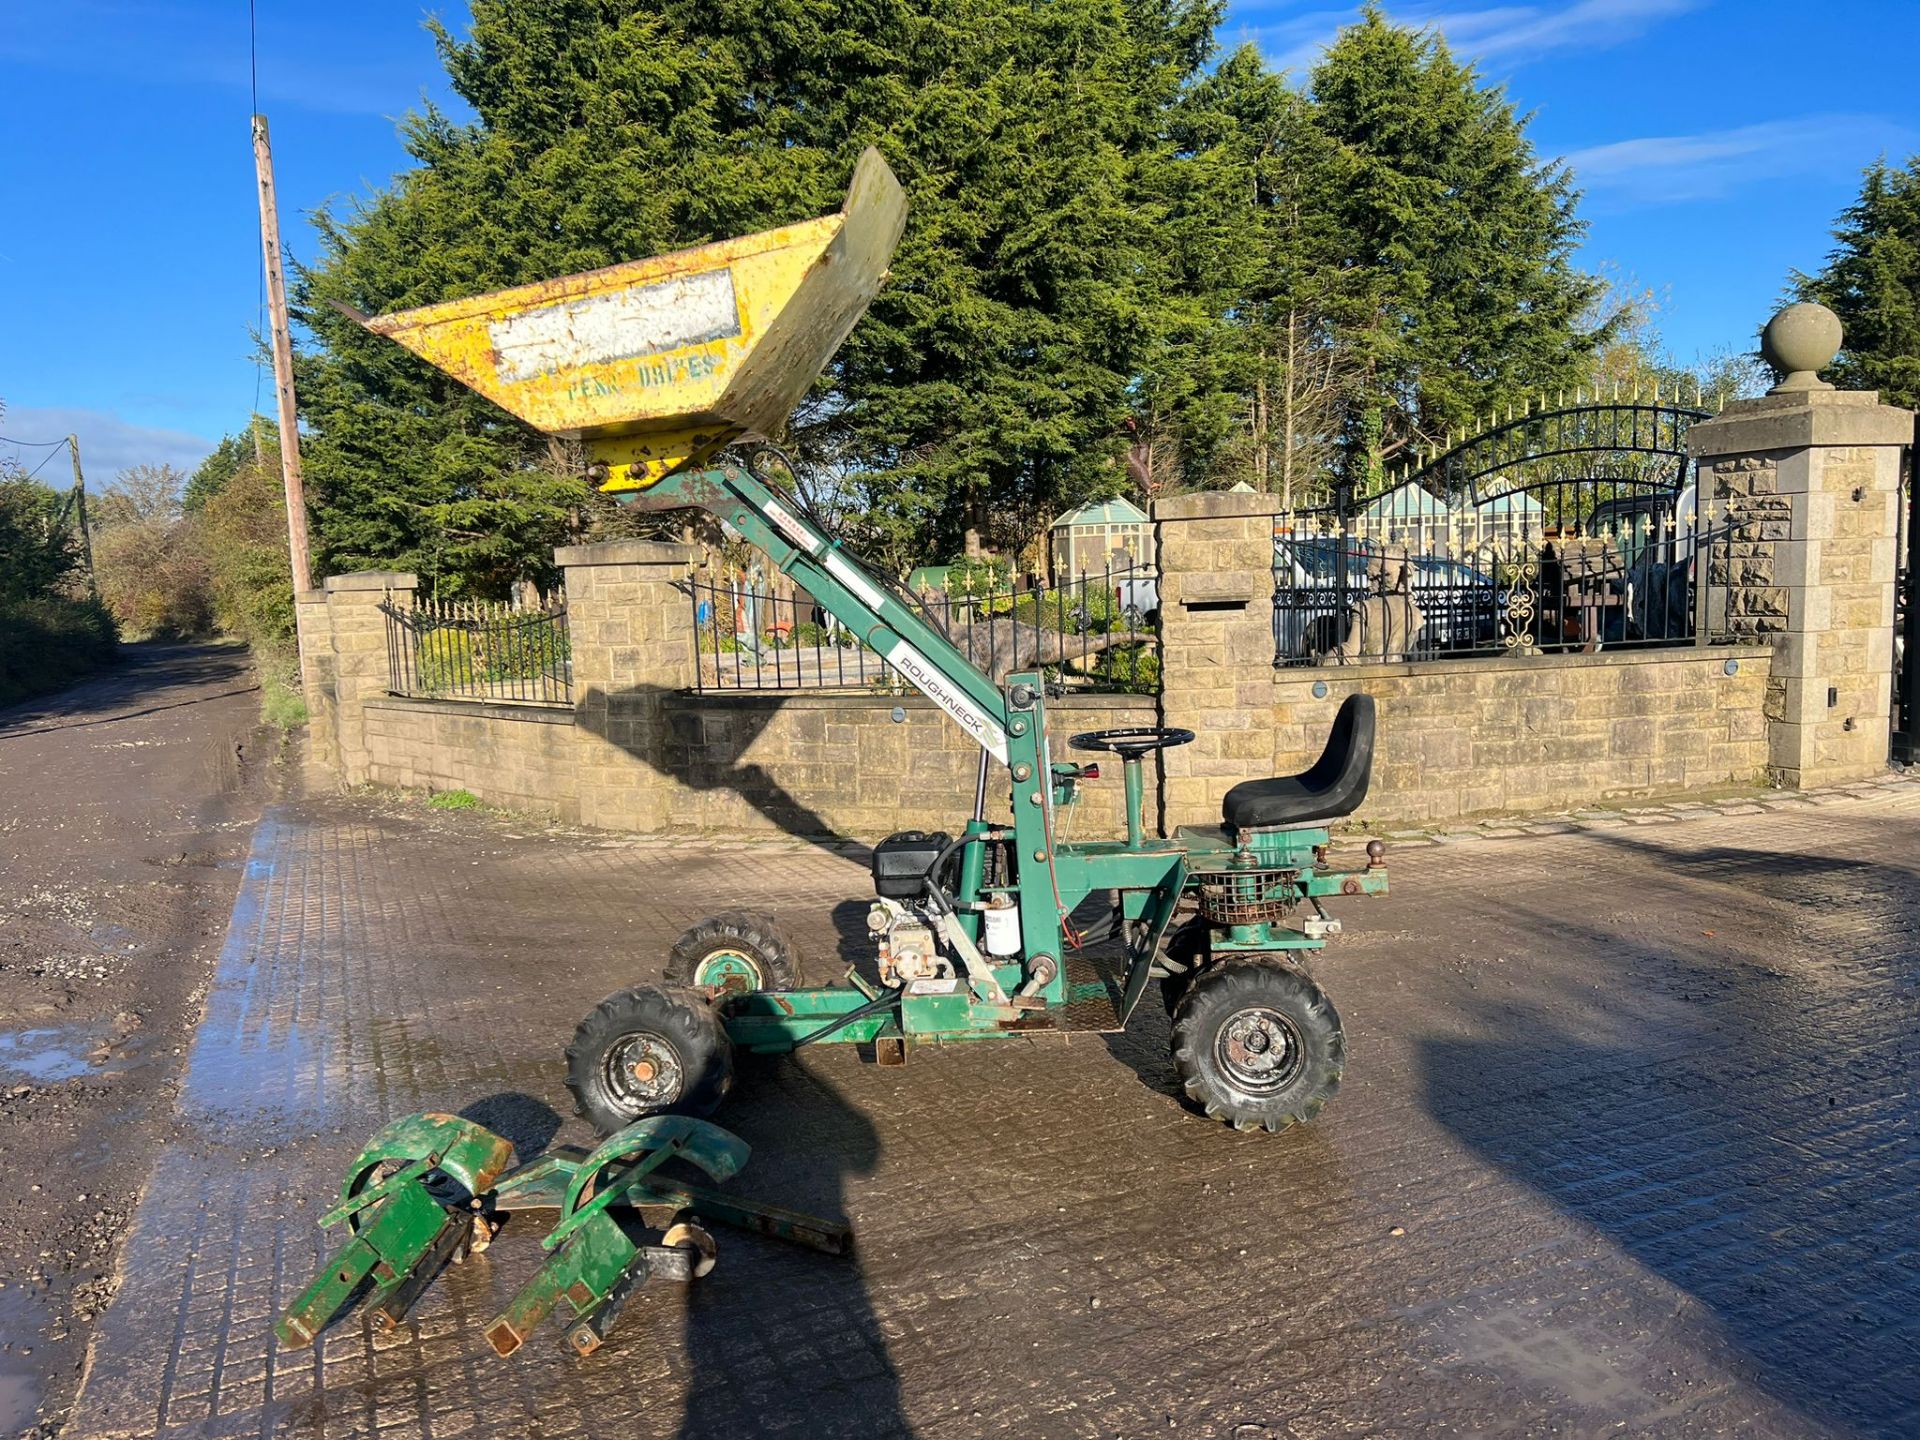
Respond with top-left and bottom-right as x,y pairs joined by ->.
362,698 -> 579,818
343,645 -> 1768,838
304,528 -> 1786,841
1155,491 -> 1285,829
351,689 -> 1153,842
1689,389 -> 1909,787
1265,650 -> 1771,827
1705,454 -> 1790,638
659,692 -> 1156,839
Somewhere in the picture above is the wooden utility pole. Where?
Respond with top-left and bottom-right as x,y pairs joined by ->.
66,433 -> 96,593
251,113 -> 313,593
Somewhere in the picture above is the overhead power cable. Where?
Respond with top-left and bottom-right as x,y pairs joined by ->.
20,443 -> 73,483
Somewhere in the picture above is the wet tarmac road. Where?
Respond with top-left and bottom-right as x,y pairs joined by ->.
64,781 -> 1920,1438
0,642 -> 272,1437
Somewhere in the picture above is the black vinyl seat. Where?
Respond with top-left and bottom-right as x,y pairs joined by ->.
1222,693 -> 1376,832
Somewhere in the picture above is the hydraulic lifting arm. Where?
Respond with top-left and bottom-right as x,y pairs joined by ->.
637,460 -> 1015,766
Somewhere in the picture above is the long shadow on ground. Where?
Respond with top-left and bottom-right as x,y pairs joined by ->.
1421,838 -> 1920,1437
0,641 -> 256,738
674,1057 -> 900,1438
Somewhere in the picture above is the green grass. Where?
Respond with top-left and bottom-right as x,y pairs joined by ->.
428,789 -> 481,810
250,642 -> 308,730
260,672 -> 308,729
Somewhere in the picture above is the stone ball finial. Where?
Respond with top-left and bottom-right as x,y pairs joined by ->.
1761,302 -> 1843,394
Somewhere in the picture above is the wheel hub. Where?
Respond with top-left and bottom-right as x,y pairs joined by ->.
1216,1006 -> 1304,1094
604,1034 -> 684,1107
694,948 -> 763,993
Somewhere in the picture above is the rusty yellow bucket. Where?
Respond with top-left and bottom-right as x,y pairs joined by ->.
351,149 -> 906,492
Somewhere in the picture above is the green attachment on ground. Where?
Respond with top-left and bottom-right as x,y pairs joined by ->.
274,1113 -> 516,1350
485,1208 -> 645,1357
339,1112 -> 521,1207
317,1154 -> 436,1228
546,1115 -> 746,1251
276,1169 -> 471,1349
486,1116 -> 752,1355
640,1180 -> 852,1256
281,1109 -> 847,1360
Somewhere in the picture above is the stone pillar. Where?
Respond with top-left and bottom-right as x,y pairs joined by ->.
557,539 -> 699,831
318,571 -> 416,787
294,588 -> 336,777
1687,318 -> 1911,788
1152,491 -> 1282,830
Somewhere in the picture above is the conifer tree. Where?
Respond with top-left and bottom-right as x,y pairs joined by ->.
297,0 -> 1224,585
292,1 -> 1623,587
1796,157 -> 1920,410
1305,6 -> 1604,489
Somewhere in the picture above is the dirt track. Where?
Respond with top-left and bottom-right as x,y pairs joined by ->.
0,643 -> 275,1436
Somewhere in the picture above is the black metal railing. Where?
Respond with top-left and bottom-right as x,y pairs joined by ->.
1274,477 -> 1754,666
1396,399 -> 1710,502
382,596 -> 572,704
688,565 -> 1159,694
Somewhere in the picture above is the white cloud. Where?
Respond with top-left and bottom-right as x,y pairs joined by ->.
1251,0 -> 1702,76
0,406 -> 215,483
1563,115 -> 1914,207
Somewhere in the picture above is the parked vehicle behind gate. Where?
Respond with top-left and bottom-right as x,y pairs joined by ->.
1272,536 -> 1495,663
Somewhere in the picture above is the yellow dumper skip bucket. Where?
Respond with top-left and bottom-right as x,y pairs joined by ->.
355,149 -> 906,493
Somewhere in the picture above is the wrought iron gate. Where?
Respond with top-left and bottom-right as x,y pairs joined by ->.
1272,397 -> 1742,664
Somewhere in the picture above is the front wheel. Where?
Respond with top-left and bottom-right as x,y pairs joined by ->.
665,911 -> 805,993
1170,959 -> 1344,1132
565,985 -> 734,1136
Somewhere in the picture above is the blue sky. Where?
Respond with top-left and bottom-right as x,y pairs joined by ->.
1,0 -> 1914,481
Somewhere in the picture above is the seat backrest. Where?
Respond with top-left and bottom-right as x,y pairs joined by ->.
1302,692 -> 1376,797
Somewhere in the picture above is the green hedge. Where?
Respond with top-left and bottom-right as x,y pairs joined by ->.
0,595 -> 119,706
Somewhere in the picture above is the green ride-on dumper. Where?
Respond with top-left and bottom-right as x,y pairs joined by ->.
277,149 -> 1388,1359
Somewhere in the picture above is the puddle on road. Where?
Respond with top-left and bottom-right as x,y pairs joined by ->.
0,1288 -> 44,1434
0,1023 -> 142,1084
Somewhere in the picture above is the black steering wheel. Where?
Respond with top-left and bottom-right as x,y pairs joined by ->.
1069,726 -> 1196,759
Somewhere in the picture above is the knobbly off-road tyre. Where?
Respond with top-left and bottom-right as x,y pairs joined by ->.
1169,958 -> 1343,1133
565,984 -> 734,1136
664,911 -> 805,993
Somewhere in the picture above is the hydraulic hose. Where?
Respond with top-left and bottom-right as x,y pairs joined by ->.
789,989 -> 903,1051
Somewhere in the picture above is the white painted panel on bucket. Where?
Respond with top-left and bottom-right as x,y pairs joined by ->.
489,270 -> 742,382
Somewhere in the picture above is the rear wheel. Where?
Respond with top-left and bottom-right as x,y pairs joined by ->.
565,984 -> 734,1136
1170,959 -> 1343,1132
665,911 -> 804,993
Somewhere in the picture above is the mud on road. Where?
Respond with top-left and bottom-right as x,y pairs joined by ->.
0,643 -> 278,1436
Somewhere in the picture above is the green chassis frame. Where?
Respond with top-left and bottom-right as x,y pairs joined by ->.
631,464 -> 1387,1054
